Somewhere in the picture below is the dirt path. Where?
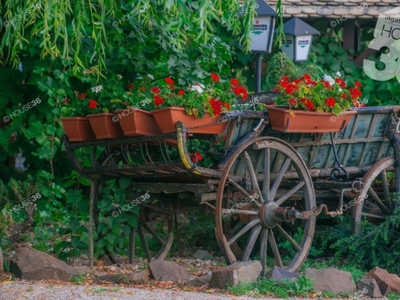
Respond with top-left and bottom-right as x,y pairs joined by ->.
0,281 -> 292,300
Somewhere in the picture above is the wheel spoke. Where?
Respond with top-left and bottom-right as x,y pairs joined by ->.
268,229 -> 283,268
368,186 -> 391,214
222,209 -> 258,216
276,224 -> 302,252
228,218 -> 261,246
270,157 -> 291,201
228,178 -> 252,199
143,223 -> 166,246
381,170 -> 392,210
275,181 -> 305,206
242,225 -> 262,261
244,151 -> 263,206
260,228 -> 268,277
262,148 -> 270,202
361,212 -> 387,220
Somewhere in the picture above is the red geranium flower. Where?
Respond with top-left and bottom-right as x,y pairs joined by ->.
78,92 -> 87,99
88,99 -> 98,109
127,83 -> 134,90
178,89 -> 185,96
321,80 -> 331,88
154,95 -> 164,106
355,81 -> 362,87
151,87 -> 161,94
211,73 -> 220,82
304,99 -> 314,111
325,97 -> 336,108
190,152 -> 203,163
164,77 -> 174,85
335,78 -> 346,89
288,98 -> 297,106
349,87 -> 362,99
233,86 -> 249,100
230,78 -> 240,87
221,101 -> 231,110
209,99 -> 222,115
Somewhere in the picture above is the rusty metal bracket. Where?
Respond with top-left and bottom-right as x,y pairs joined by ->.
295,204 -> 340,219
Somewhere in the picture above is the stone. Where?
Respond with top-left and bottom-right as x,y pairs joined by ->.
193,250 -> 214,260
0,247 -> 3,273
124,270 -> 150,283
305,268 -> 356,294
95,270 -> 150,284
149,259 -> 192,283
269,266 -> 299,282
185,275 -> 212,287
363,267 -> 400,294
73,266 -> 94,275
10,247 -> 78,281
209,261 -> 262,289
357,278 -> 384,298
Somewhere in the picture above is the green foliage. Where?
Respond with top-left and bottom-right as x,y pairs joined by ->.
70,274 -> 87,285
228,276 -> 314,298
317,206 -> 400,275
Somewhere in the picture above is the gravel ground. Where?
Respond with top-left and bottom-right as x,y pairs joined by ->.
0,281 -> 295,300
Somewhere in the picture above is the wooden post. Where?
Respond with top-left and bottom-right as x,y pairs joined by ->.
129,227 -> 136,263
0,246 -> 3,273
89,180 -> 98,268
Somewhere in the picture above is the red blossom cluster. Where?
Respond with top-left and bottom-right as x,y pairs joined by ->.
146,73 -> 248,117
274,73 -> 363,115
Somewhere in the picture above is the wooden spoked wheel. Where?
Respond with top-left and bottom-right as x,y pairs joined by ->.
137,202 -> 174,262
216,137 -> 316,275
352,156 -> 397,234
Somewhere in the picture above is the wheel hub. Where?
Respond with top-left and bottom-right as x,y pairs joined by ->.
260,202 -> 279,228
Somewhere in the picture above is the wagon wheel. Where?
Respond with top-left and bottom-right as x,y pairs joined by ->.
352,156 -> 397,234
216,137 -> 316,275
137,201 -> 174,262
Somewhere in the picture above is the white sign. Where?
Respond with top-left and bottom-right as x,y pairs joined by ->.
250,17 -> 274,52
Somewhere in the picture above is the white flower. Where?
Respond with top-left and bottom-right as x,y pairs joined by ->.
91,85 -> 103,93
336,71 -> 342,77
191,83 -> 205,94
117,74 -> 123,80
323,75 -> 335,86
147,74 -> 154,80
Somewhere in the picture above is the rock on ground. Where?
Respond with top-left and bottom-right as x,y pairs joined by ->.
210,261 -> 262,289
363,266 -> 400,294
269,266 -> 299,282
305,268 -> 356,294
149,259 -> 192,283
9,247 -> 78,281
357,278 -> 383,298
193,250 -> 214,260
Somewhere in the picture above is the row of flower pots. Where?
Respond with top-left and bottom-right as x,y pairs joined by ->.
60,107 -> 227,142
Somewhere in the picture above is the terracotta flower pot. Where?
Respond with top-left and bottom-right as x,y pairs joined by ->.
86,113 -> 124,139
60,117 -> 96,142
115,108 -> 161,136
151,107 -> 227,134
267,106 -> 356,133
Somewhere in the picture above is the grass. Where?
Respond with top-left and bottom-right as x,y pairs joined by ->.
228,276 -> 314,298
70,274 -> 86,285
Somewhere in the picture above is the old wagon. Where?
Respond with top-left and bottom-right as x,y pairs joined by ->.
64,97 -> 400,275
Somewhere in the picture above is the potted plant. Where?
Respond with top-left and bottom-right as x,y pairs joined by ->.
269,72 -> 363,133
63,69 -> 129,139
145,73 -> 248,134
60,91 -> 98,142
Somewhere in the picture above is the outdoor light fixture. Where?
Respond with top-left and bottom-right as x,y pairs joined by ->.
249,0 -> 277,92
281,17 -> 320,62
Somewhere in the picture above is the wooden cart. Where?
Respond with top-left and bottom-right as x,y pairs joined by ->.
64,103 -> 400,275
